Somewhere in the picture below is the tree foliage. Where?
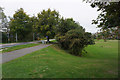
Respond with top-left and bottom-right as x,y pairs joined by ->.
83,0 -> 120,40
56,22 -> 94,56
55,18 -> 80,36
55,16 -> 94,56
0,7 -> 8,30
83,0 -> 120,29
0,7 -> 9,43
9,8 -> 32,41
56,18 -> 94,56
91,1 -> 120,29
36,8 -> 60,39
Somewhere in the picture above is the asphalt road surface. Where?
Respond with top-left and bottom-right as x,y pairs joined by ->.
0,41 -> 41,48
1,44 -> 51,64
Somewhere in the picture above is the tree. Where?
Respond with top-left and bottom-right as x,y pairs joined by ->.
36,8 -> 60,42
9,8 -> 32,42
83,0 -> 120,40
91,1 -> 120,29
0,7 -> 9,43
55,18 -> 80,36
30,15 -> 38,41
55,18 -> 94,56
0,7 -> 8,32
83,0 -> 120,29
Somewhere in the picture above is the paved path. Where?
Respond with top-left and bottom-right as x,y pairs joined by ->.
1,44 -> 51,64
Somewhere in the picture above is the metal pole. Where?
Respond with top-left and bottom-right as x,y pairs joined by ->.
16,33 -> 17,42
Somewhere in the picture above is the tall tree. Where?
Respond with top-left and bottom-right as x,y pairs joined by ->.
9,8 -> 32,41
36,8 -> 60,42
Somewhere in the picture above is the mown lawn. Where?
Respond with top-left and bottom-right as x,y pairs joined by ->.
2,40 -> 118,78
2,43 -> 40,53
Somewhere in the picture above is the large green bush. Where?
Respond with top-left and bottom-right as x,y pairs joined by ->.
56,28 -> 94,56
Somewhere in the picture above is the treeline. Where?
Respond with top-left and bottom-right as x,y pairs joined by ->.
2,8 -> 94,56
8,8 -> 59,42
93,27 -> 119,42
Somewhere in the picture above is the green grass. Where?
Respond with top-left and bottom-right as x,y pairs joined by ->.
2,43 -> 40,53
2,40 -> 118,78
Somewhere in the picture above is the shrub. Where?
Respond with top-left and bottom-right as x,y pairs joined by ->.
56,28 -> 94,56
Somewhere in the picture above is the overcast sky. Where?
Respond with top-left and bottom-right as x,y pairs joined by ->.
0,0 -> 101,33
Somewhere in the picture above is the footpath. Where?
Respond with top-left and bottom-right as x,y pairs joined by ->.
1,44 -> 51,63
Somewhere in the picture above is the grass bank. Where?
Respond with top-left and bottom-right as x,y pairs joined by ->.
2,40 -> 118,78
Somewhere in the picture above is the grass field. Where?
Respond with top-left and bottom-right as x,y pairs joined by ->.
2,43 -> 40,53
2,40 -> 118,78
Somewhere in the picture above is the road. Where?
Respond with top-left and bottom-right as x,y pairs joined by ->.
0,39 -> 55,49
0,41 -> 41,49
